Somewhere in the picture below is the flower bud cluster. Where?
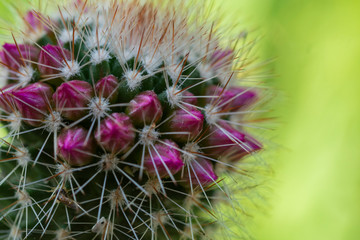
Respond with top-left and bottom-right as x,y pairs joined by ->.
0,1 -> 267,239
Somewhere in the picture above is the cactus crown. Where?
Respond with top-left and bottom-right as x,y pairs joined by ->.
0,0 -> 267,239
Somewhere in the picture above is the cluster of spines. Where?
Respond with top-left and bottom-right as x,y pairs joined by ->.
0,1 -> 267,239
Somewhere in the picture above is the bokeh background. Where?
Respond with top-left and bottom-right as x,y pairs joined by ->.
218,0 -> 360,239
0,0 -> 359,239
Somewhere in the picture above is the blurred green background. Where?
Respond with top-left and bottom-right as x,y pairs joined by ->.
219,0 -> 360,239
0,0 -> 359,239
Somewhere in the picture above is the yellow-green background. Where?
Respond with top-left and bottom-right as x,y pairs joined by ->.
1,0 -> 359,239
219,0 -> 360,239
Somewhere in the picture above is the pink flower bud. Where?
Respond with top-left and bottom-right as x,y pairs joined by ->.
203,121 -> 262,160
187,158 -> 218,186
127,91 -> 163,125
1,43 -> 38,71
182,90 -> 197,106
0,84 -> 16,113
211,49 -> 233,70
227,87 -> 258,110
144,139 -> 184,178
167,108 -> 204,142
224,133 -> 262,162
206,85 -> 257,112
57,127 -> 95,166
25,11 -> 48,32
38,44 -> 71,75
95,75 -> 118,102
12,83 -> 53,126
95,113 -> 135,153
73,0 -> 89,12
53,80 -> 93,121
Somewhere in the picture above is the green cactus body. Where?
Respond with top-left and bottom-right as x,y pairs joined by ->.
0,1 -> 267,239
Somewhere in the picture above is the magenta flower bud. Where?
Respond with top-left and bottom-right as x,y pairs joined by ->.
25,11 -> 42,29
57,127 -> 95,166
1,43 -> 38,71
226,87 -> 257,110
95,75 -> 118,102
38,44 -> 71,75
182,91 -> 197,106
225,132 -> 262,162
95,113 -> 135,153
187,158 -> 218,186
167,108 -> 204,142
206,85 -> 257,111
0,84 -> 15,113
211,49 -> 233,70
203,122 -> 262,159
25,11 -> 48,32
12,83 -> 53,126
53,80 -> 93,121
127,91 -> 163,125
144,139 -> 184,178
73,0 -> 89,12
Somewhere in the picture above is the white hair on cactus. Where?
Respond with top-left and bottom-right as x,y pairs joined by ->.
123,70 -> 143,90
90,48 -> 111,65
60,60 -> 81,79
59,28 -> 80,44
16,65 -> 34,86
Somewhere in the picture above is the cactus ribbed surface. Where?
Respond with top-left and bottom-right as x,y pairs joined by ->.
0,1 -> 268,239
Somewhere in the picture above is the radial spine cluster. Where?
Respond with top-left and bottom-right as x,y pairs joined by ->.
0,0 -> 267,239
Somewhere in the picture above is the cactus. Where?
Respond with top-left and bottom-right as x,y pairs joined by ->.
0,0 -> 268,239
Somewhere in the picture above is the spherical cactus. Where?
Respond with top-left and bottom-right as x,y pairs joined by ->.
0,1 -> 270,239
